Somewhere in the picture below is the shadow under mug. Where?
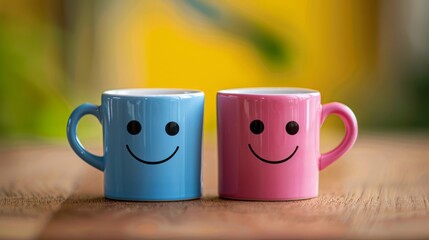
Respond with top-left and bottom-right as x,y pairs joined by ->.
67,89 -> 204,201
217,88 -> 358,201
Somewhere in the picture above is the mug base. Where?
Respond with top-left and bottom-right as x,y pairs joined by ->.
219,194 -> 317,201
105,194 -> 201,202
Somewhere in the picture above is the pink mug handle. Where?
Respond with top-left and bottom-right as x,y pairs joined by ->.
319,102 -> 358,170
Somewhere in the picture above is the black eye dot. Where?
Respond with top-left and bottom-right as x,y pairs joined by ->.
286,121 -> 299,135
165,122 -> 179,136
250,120 -> 264,134
127,120 -> 141,135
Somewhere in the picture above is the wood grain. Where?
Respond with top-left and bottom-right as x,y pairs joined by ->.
1,133 -> 429,239
0,144 -> 86,239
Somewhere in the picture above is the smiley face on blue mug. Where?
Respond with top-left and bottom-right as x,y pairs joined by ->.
126,120 -> 180,165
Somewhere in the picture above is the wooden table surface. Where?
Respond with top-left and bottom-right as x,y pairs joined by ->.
1,133 -> 429,239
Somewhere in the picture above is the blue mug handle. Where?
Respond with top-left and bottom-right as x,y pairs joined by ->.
66,103 -> 105,171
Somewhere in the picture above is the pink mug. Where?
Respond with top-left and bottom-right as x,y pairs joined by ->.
217,88 -> 358,200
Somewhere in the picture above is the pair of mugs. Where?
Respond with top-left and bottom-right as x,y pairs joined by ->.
67,88 -> 357,201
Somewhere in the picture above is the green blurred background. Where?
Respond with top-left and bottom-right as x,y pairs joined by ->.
0,0 -> 428,142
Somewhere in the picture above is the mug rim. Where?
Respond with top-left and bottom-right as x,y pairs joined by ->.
218,87 -> 319,96
103,88 -> 204,97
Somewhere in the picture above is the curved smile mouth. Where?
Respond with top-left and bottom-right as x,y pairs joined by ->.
126,145 -> 179,165
248,144 -> 298,164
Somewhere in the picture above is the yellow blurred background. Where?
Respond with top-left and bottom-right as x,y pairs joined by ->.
0,0 -> 428,141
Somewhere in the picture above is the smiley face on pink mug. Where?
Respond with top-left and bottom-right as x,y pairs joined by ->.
247,119 -> 300,164
217,88 -> 358,201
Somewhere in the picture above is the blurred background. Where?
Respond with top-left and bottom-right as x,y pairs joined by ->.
0,0 -> 428,142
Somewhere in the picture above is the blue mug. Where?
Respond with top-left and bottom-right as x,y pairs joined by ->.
67,89 -> 204,201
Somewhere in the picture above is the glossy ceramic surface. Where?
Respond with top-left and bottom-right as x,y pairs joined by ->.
67,89 -> 204,201
217,88 -> 358,200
